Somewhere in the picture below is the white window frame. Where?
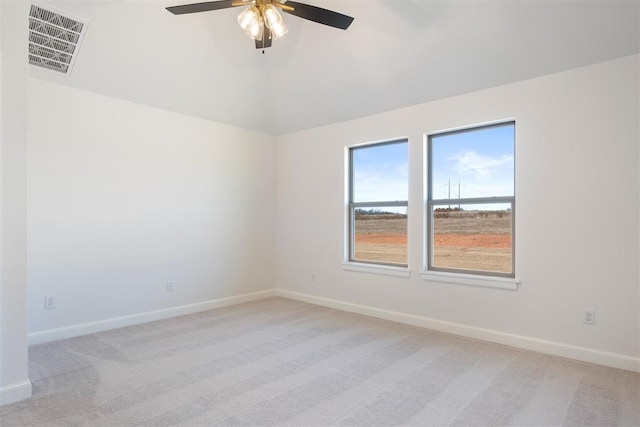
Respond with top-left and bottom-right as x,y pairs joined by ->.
345,139 -> 409,270
424,121 -> 517,285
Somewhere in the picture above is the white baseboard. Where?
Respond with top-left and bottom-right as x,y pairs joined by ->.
28,290 -> 277,345
26,287 -> 640,373
0,380 -> 32,406
275,289 -> 640,373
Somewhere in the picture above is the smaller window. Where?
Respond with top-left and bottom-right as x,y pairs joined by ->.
427,122 -> 515,278
348,140 -> 408,267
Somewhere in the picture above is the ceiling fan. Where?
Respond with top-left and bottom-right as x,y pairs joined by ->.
166,0 -> 354,50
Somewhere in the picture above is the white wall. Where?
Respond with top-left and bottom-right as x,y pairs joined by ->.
0,0 -> 32,405
27,79 -> 276,338
20,39 -> 640,383
276,55 -> 640,370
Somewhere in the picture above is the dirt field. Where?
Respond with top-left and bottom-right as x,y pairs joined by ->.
353,211 -> 512,272
353,215 -> 407,264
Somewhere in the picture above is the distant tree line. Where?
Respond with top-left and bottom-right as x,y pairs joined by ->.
434,208 -> 511,219
355,209 -> 407,220
355,209 -> 397,215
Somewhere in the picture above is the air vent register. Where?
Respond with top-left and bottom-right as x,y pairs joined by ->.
28,4 -> 87,74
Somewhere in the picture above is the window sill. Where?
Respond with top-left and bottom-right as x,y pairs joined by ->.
421,271 -> 519,290
342,262 -> 411,278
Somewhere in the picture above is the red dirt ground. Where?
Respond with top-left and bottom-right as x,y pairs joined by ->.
355,233 -> 511,248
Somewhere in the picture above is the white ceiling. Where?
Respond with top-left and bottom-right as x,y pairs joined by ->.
30,0 -> 640,135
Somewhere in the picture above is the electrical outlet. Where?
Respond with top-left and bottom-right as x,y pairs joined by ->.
44,296 -> 55,310
166,280 -> 175,292
583,309 -> 595,325
311,272 -> 316,283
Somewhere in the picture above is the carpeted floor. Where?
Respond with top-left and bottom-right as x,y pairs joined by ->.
1,297 -> 639,426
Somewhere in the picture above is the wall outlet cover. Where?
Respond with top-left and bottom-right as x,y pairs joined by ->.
583,309 -> 595,325
44,296 -> 55,309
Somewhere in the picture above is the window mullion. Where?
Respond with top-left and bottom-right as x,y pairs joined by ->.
430,196 -> 513,205
353,201 -> 408,208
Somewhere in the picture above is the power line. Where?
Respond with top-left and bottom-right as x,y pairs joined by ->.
444,179 -> 462,209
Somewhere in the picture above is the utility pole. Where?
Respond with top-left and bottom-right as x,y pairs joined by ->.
444,179 -> 462,209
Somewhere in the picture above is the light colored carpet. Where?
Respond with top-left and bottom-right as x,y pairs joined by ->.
1,297 -> 638,426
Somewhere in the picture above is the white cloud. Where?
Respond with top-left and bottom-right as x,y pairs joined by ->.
453,151 -> 513,179
354,163 -> 408,202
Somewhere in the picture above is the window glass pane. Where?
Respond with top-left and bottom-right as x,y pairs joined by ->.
353,207 -> 407,265
353,142 -> 408,203
431,124 -> 514,200
431,203 -> 512,274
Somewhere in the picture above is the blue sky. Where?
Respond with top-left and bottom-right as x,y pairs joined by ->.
352,141 -> 408,203
352,123 -> 514,207
431,123 -> 514,200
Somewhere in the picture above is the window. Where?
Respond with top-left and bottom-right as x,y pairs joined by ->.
348,140 -> 408,267
427,122 -> 515,278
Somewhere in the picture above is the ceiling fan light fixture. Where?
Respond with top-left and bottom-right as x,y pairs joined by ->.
246,17 -> 264,40
237,5 -> 263,40
262,4 -> 287,39
268,20 -> 287,39
168,0 -> 354,49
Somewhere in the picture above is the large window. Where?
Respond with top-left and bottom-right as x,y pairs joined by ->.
427,122 -> 515,277
348,140 -> 408,267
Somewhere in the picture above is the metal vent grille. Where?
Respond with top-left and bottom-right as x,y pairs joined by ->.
28,4 -> 87,74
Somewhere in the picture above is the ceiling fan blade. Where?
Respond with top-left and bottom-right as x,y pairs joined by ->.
255,26 -> 273,49
166,0 -> 238,15
281,1 -> 353,30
